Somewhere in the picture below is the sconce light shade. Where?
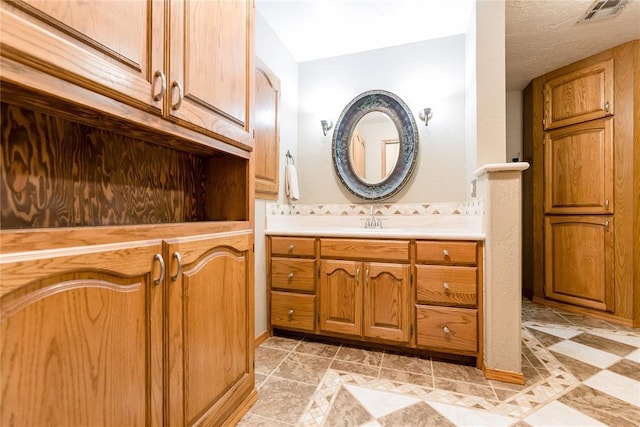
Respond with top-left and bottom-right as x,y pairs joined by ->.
418,108 -> 433,126
321,119 -> 333,136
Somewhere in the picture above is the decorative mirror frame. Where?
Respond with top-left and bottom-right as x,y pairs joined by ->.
332,90 -> 419,200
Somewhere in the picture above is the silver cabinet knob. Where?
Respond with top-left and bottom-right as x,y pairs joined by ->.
288,309 -> 294,315
443,326 -> 450,334
443,249 -> 449,257
443,282 -> 450,290
288,272 -> 294,279
288,244 -> 295,252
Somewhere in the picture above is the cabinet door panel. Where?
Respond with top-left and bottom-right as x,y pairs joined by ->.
0,242 -> 163,427
255,59 -> 280,197
364,263 -> 410,343
167,232 -> 253,426
319,260 -> 362,336
1,0 -> 164,110
544,118 -> 613,214
543,58 -> 613,129
544,216 -> 614,311
169,0 -> 253,147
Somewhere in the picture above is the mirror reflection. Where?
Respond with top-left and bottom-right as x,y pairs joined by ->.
349,112 -> 399,184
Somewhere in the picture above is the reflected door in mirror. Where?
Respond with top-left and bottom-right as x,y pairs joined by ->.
350,111 -> 399,184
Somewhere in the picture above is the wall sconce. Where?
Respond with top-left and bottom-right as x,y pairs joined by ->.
418,108 -> 433,126
320,119 -> 333,136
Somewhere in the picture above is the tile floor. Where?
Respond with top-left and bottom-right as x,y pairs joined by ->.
239,299 -> 640,426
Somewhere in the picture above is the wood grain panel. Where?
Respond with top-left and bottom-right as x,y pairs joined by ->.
416,241 -> 477,265
1,243 -> 163,426
416,306 -> 477,353
320,238 -> 409,261
363,262 -> 410,343
416,265 -> 477,306
1,103 -> 204,229
319,259 -> 362,336
271,258 -> 316,292
271,291 -> 315,332
270,236 -> 316,257
255,58 -> 280,198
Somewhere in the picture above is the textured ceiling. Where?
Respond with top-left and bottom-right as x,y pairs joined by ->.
256,0 -> 640,92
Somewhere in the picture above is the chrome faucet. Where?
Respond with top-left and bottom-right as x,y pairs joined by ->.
364,205 -> 383,229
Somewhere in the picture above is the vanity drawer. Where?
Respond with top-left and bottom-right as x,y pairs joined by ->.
416,265 -> 477,306
271,258 -> 316,292
271,236 -> 316,257
271,291 -> 316,332
416,241 -> 477,265
320,238 -> 409,261
416,306 -> 477,353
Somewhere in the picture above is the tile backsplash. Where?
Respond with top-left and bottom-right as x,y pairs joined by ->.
267,200 -> 484,217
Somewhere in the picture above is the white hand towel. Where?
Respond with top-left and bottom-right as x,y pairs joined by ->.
285,163 -> 300,201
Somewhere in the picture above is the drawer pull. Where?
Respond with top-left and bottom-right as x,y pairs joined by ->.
288,309 -> 294,316
443,282 -> 450,291
443,249 -> 449,257
288,272 -> 294,279
443,325 -> 450,334
288,244 -> 295,252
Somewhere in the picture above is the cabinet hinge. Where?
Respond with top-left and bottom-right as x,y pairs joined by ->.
542,119 -> 546,128
542,136 -> 545,145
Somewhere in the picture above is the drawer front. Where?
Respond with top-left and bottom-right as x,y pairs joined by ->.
271,258 -> 316,292
271,237 -> 316,257
271,291 -> 316,332
320,238 -> 409,261
416,241 -> 477,265
416,265 -> 477,306
416,306 -> 477,353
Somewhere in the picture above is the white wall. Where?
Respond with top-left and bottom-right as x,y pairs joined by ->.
506,90 -> 523,162
254,11 -> 299,338
297,35 -> 467,203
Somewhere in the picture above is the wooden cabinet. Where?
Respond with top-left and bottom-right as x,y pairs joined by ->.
254,58 -> 280,197
268,236 -> 317,333
168,0 -> 253,146
165,232 -> 254,425
319,259 -> 362,336
415,240 -> 482,362
544,216 -> 614,312
544,118 -> 613,214
1,241 -> 164,426
0,0 -> 164,111
525,40 -> 640,326
543,58 -> 613,129
1,0 -> 254,150
0,229 -> 255,426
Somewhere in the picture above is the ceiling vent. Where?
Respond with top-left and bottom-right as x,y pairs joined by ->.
579,0 -> 631,23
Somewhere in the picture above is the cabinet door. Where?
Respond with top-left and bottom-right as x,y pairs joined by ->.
168,0 -> 253,148
255,58 -> 280,197
0,242 -> 164,426
319,260 -> 362,336
544,118 -> 613,214
0,0 -> 164,111
543,58 -> 613,129
544,216 -> 614,312
166,232 -> 254,426
363,263 -> 410,343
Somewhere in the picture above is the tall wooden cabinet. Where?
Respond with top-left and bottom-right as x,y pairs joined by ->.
1,0 -> 257,424
523,40 -> 640,326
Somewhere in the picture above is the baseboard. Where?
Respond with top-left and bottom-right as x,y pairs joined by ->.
482,364 -> 525,385
532,296 -> 636,327
255,330 -> 270,348
222,389 -> 258,426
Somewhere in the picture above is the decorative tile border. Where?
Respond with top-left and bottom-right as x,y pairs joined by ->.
267,200 -> 484,217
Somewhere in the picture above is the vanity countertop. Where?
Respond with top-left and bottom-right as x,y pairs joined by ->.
265,215 -> 485,240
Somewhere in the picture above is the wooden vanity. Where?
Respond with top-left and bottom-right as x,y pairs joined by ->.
267,235 -> 484,367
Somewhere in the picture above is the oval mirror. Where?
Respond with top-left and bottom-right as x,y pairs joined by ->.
332,90 -> 418,200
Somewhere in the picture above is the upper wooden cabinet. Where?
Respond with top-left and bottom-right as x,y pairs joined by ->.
0,0 -> 164,112
543,58 -> 613,130
168,0 -> 253,147
254,58 -> 280,198
0,0 -> 254,149
544,118 -> 613,214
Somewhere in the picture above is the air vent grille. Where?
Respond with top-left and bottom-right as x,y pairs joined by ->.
579,0 -> 631,23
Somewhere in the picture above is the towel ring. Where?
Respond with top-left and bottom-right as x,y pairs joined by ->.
285,150 -> 294,165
